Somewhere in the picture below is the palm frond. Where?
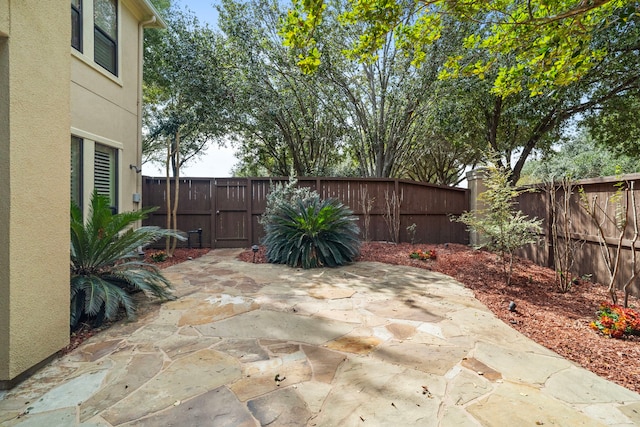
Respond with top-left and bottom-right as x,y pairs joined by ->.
70,190 -> 182,327
263,194 -> 361,268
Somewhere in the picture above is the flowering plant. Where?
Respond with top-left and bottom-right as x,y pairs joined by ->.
590,301 -> 640,339
409,249 -> 437,261
150,251 -> 168,262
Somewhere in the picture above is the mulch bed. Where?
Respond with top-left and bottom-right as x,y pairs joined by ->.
143,247 -> 211,269
238,242 -> 640,394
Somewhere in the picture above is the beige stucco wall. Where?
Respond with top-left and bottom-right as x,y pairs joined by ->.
0,2 -> 10,385
0,0 -> 71,385
71,3 -> 147,215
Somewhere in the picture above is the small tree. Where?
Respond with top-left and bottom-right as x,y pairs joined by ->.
143,7 -> 232,256
358,186 -> 375,242
547,178 -> 584,293
383,189 -> 403,243
579,178 -> 640,307
456,165 -> 542,285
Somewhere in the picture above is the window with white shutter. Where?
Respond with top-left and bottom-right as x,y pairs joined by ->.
94,144 -> 117,213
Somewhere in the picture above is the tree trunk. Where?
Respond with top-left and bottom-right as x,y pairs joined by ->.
165,137 -> 172,255
170,129 -> 181,255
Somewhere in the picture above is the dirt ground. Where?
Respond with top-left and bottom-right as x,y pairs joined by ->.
239,242 -> 640,394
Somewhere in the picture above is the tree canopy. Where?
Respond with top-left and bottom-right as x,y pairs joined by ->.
218,0 -> 348,177
140,0 -> 640,186
143,5 -> 232,175
584,91 -> 640,157
218,0 -> 481,183
282,0 -> 638,96
519,130 -> 640,183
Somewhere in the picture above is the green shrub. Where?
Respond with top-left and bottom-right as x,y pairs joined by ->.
455,164 -> 542,285
262,194 -> 361,268
70,191 -> 184,328
260,176 -> 315,229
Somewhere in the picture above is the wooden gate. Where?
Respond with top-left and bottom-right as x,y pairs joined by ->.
142,177 -> 251,248
213,178 -> 250,248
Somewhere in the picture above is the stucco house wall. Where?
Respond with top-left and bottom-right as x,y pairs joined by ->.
71,0 -> 164,216
0,0 -> 71,387
1,0 -> 164,388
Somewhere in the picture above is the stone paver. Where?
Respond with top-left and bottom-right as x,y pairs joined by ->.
1,248 -> 640,426
125,387 -> 255,427
467,381 -> 609,426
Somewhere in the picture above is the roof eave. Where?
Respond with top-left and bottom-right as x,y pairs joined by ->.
123,0 -> 168,29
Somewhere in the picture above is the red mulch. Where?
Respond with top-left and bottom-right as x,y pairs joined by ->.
238,242 -> 640,394
143,247 -> 211,269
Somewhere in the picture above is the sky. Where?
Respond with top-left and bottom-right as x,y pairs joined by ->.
145,0 -> 239,178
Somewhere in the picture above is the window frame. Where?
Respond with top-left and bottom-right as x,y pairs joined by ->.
71,0 -> 83,52
93,0 -> 118,76
71,136 -> 83,210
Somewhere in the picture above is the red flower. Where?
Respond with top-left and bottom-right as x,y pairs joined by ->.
592,301 -> 640,339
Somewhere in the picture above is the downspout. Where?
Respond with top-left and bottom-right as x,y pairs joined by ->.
135,15 -> 156,255
136,15 -> 156,205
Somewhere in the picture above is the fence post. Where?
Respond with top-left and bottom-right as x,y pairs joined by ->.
466,168 -> 488,246
247,178 -> 253,245
210,178 -> 216,248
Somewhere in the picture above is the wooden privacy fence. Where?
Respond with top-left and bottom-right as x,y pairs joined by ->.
141,176 -> 470,249
517,173 -> 640,297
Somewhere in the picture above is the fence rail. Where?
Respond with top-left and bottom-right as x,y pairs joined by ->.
517,173 -> 640,297
142,176 -> 470,249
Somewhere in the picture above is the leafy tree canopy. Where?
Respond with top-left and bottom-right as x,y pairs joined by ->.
519,130 -> 640,184
282,0 -> 638,96
584,91 -> 640,157
217,0 -> 349,177
143,5 -> 232,174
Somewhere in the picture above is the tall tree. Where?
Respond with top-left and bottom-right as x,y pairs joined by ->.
392,39 -> 486,185
143,6 -> 232,254
288,1 -> 477,179
218,0 -> 347,177
399,6 -> 640,183
219,0 -> 487,182
323,29 -> 437,178
489,6 -> 640,182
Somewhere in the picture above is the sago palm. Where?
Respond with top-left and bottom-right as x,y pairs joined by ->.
263,194 -> 361,268
70,191 -> 184,328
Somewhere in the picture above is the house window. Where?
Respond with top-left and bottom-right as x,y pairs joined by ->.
71,0 -> 82,52
94,0 -> 117,75
94,144 -> 118,213
71,136 -> 83,209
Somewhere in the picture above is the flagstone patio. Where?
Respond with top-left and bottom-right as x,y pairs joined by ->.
1,249 -> 639,426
